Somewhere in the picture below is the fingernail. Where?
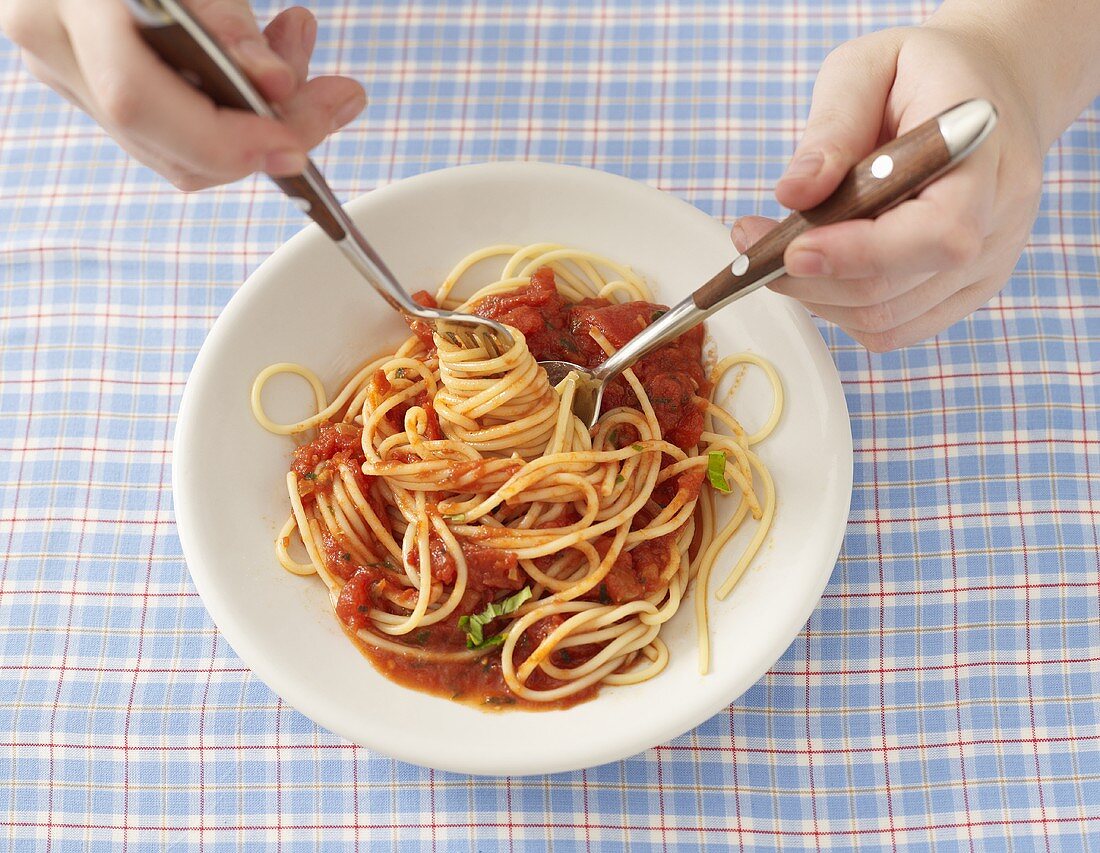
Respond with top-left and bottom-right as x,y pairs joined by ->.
332,93 -> 366,130
730,222 -> 749,252
787,246 -> 831,277
264,149 -> 307,175
781,150 -> 824,183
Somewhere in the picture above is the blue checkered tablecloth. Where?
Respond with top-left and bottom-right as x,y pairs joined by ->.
1,1 -> 1098,849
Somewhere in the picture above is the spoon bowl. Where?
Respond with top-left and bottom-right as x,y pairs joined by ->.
540,361 -> 605,427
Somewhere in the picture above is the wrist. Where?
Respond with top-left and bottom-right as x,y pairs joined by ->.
927,0 -> 1100,151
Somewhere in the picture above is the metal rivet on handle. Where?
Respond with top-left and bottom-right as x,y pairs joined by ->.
293,197 -> 312,214
730,255 -> 750,276
871,154 -> 894,179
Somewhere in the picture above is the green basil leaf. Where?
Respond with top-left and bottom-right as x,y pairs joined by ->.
458,586 -> 532,650
472,632 -> 507,651
707,450 -> 732,493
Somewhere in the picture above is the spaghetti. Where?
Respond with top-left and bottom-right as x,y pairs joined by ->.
252,244 -> 782,708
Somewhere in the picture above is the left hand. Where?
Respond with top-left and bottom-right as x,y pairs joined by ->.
731,24 -> 1046,352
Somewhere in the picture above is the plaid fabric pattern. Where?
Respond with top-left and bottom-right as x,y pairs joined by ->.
1,0 -> 1098,849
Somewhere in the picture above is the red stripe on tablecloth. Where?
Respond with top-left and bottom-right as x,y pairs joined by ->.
933,318 -> 976,851
1,815 -> 1096,836
6,729 -> 1100,755
864,349 -> 899,852
790,3 -> 823,848
41,105 -> 129,853
998,238 -> 1053,853
4,653 -> 1096,678
728,709 -> 746,853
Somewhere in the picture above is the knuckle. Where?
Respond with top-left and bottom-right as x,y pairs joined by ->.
196,0 -> 256,43
21,53 -> 54,84
820,41 -> 858,71
939,217 -> 983,267
807,106 -> 859,146
854,328 -> 899,354
0,7 -> 40,50
98,76 -> 142,129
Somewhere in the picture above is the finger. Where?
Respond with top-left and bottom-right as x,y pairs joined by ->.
730,215 -> 779,253
783,141 -> 999,288
264,6 -> 316,85
2,1 -> 68,62
799,267 -> 966,334
731,213 -> 931,309
18,34 -> 218,188
280,75 -> 367,148
776,30 -> 902,211
15,8 -> 85,103
5,1 -> 91,109
842,272 -> 1008,352
23,51 -> 91,111
66,0 -> 308,184
770,267 -> 934,309
186,0 -> 296,102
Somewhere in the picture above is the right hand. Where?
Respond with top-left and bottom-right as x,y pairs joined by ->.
0,0 -> 366,190
729,24 -> 1046,352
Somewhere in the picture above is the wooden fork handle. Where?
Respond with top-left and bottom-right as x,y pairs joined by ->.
692,100 -> 996,311
131,0 -> 349,241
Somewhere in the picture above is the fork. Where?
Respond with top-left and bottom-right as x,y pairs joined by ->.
123,0 -> 514,358
541,99 -> 999,426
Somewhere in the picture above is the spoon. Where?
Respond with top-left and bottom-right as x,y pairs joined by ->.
541,98 -> 998,426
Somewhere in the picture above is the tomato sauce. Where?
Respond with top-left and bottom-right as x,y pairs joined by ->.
406,533 -> 525,591
292,421 -> 365,483
302,268 -> 710,709
351,632 -> 599,711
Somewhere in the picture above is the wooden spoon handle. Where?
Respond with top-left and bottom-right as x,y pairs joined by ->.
692,100 -> 997,311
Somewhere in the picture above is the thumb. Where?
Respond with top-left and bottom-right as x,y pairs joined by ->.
776,31 -> 903,211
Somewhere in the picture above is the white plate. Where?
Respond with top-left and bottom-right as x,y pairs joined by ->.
173,162 -> 852,776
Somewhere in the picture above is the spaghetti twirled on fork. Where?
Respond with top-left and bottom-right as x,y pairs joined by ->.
252,244 -> 781,708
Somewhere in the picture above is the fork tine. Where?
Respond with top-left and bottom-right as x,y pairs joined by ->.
428,311 -> 513,357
